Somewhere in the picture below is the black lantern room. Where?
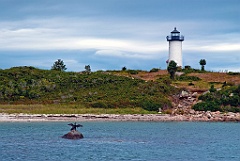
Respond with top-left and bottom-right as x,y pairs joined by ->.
166,27 -> 184,41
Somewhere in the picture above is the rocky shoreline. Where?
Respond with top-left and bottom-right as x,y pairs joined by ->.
1,111 -> 240,122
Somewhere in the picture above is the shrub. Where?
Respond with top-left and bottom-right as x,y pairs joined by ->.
182,68 -> 202,74
198,93 -> 216,102
233,85 -> 240,94
122,66 -> 127,71
91,101 -> 108,108
209,85 -> 217,93
195,84 -> 240,112
222,95 -> 240,107
228,72 -> 240,76
177,75 -> 201,81
193,101 -> 222,112
157,76 -> 172,85
127,70 -> 139,75
140,100 -> 161,111
184,65 -> 191,70
149,68 -> 159,73
222,106 -> 240,113
138,98 -> 171,112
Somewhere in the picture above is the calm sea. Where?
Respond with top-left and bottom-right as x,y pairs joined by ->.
0,121 -> 240,161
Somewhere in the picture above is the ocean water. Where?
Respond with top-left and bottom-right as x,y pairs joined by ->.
0,121 -> 240,161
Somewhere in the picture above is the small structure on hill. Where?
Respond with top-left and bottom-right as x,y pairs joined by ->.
62,122 -> 84,139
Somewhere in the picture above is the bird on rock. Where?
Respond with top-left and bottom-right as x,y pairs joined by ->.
68,122 -> 83,131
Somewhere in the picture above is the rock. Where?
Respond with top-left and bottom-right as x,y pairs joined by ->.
179,90 -> 190,98
191,92 -> 198,98
202,91 -> 210,95
62,130 -> 83,140
175,72 -> 184,76
158,108 -> 162,113
205,111 -> 212,119
177,104 -> 183,108
189,109 -> 195,114
187,97 -> 196,102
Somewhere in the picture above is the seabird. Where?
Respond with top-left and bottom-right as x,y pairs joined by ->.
68,122 -> 83,131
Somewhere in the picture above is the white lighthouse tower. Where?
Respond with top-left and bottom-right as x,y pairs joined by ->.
166,27 -> 184,67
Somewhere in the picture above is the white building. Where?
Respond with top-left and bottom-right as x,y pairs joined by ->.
166,27 -> 184,67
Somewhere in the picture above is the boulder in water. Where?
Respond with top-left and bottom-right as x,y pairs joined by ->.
62,130 -> 84,140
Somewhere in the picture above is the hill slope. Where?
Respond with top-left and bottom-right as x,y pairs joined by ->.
1,67 -> 240,114
0,67 -> 175,112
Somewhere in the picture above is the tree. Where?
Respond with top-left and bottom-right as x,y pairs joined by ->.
51,59 -> 67,71
199,59 -> 206,71
167,60 -> 177,79
85,65 -> 91,74
122,66 -> 127,71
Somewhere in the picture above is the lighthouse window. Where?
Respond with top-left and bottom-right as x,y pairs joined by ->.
172,33 -> 180,36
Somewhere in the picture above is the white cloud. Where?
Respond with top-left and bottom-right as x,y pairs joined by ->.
0,17 -> 240,71
185,42 -> 240,52
184,32 -> 240,53
200,44 -> 240,52
95,49 -> 158,59
95,50 -> 125,57
0,21 -> 167,55
0,17 -> 239,53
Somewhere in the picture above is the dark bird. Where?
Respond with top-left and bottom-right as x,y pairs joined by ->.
68,122 -> 83,131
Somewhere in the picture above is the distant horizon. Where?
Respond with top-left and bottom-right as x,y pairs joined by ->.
1,63 -> 234,74
0,0 -> 239,72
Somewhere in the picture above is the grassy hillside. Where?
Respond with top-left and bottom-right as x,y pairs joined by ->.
1,66 -> 240,114
0,66 -> 175,114
130,69 -> 240,113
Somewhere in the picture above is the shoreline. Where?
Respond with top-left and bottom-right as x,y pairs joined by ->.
1,111 -> 240,122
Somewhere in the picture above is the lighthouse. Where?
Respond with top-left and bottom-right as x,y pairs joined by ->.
166,27 -> 184,67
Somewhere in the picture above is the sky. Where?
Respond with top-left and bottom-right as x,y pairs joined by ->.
0,0 -> 239,72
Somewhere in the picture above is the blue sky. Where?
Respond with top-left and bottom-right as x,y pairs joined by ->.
0,0 -> 239,71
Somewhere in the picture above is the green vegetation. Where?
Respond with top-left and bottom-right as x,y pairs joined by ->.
127,69 -> 139,75
0,66 -> 175,114
122,66 -> 127,71
167,60 -> 177,79
228,72 -> 240,76
193,85 -> 240,112
176,75 -> 201,81
0,104 -> 152,114
2,65 -> 240,114
84,65 -> 91,74
199,59 -> 206,71
182,67 -> 202,74
149,68 -> 159,73
51,59 -> 67,71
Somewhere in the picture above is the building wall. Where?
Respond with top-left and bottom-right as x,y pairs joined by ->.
168,41 -> 182,67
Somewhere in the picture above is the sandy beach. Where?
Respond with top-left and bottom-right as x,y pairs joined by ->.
1,111 -> 240,122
